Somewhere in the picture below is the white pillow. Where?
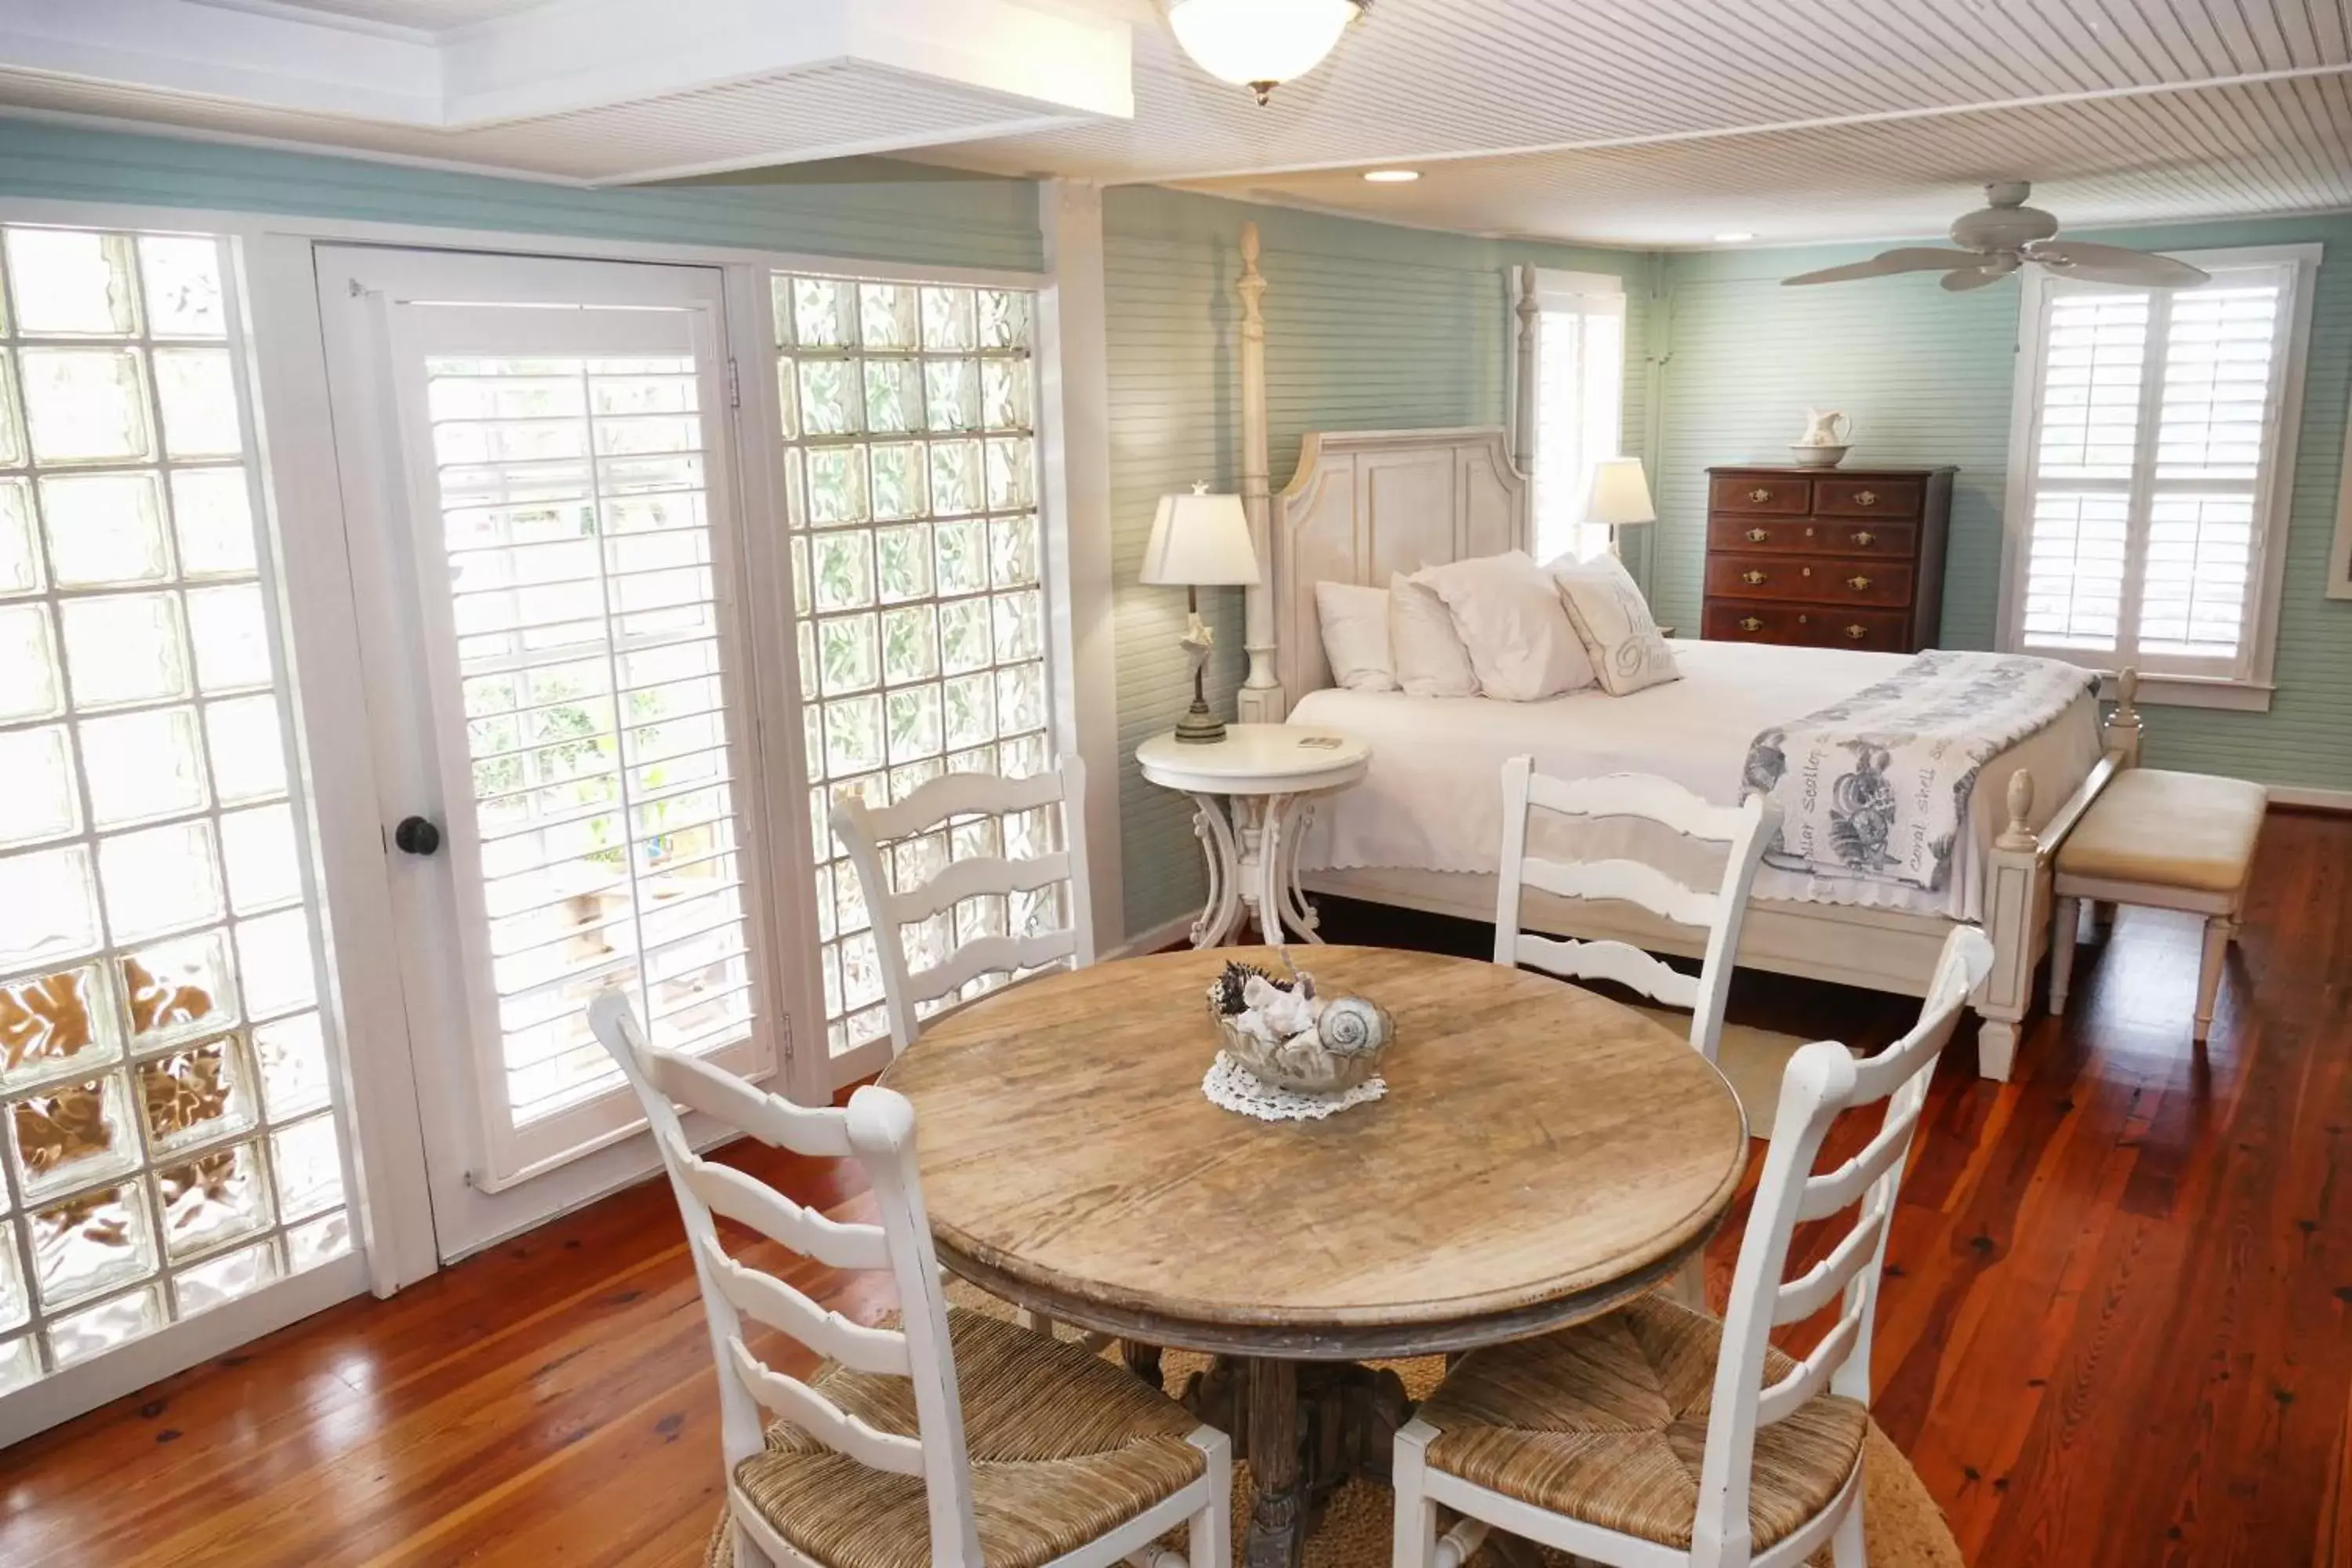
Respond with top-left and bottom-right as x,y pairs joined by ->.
1548,553 -> 1680,696
1388,574 -> 1479,698
1410,550 -> 1597,702
1314,582 -> 1396,691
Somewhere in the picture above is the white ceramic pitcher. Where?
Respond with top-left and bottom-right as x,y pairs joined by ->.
1798,408 -> 1853,447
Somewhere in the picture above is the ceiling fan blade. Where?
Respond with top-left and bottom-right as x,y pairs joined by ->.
1940,264 -> 2013,292
1781,247 -> 1982,286
2027,240 -> 2210,289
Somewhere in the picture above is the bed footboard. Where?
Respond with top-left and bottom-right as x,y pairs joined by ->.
1972,672 -> 2143,1080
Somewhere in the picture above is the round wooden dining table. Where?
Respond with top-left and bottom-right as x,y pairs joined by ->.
879,944 -> 1749,1568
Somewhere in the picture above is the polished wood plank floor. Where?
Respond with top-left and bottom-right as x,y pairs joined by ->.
2,810 -> 2346,1566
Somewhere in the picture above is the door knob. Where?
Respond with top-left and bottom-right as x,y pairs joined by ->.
393,816 -> 442,857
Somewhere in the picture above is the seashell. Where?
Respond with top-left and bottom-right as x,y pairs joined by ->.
1316,996 -> 1392,1057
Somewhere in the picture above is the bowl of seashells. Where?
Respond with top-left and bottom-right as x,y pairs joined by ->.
1205,953 -> 1393,1095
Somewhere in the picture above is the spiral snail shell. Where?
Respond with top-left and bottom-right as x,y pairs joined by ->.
1316,996 -> 1392,1057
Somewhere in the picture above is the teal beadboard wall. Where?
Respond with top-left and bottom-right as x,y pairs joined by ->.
1653,213 -> 2352,797
1102,187 -> 1657,938
0,122 -> 1047,272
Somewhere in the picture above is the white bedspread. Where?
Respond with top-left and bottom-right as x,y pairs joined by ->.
1287,640 -> 2103,922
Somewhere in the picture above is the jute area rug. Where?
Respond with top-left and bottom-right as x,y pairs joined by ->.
704,1283 -> 1962,1567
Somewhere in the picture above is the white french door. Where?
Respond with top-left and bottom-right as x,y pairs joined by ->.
318,249 -> 789,1259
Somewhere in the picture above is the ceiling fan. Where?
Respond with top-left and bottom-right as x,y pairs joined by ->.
1782,182 -> 2209,292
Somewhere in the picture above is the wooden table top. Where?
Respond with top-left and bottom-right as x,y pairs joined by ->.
881,945 -> 1749,1358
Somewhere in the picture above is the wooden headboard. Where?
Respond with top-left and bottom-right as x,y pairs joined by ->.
1262,426 -> 1529,710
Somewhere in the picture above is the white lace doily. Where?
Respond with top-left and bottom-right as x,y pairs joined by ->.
1202,1051 -> 1387,1122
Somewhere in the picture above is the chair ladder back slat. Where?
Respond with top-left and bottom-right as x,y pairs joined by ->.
725,1341 -> 927,1475
887,851 -> 1072,927
1796,1100 -> 1922,1222
1519,854 -> 1722,930
906,930 -> 1078,1004
1523,769 -> 1759,843
648,1049 -> 854,1158
1511,933 -> 1699,1009
1754,1305 -> 1864,1428
1772,1202 -> 1889,1327
677,1153 -> 891,1272
699,1236 -> 912,1375
848,767 -> 1069,844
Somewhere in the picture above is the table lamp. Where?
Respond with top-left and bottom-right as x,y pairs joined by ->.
1142,484 -> 1261,744
1582,456 -> 1656,554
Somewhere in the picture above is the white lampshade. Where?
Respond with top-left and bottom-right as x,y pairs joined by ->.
1581,457 -> 1657,527
1142,488 -> 1261,586
1168,0 -> 1362,100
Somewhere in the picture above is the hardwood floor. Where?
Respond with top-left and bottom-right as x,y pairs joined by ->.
2,810 -> 2347,1566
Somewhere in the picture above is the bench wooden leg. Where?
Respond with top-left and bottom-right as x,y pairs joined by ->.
2049,895 -> 2082,1014
2194,916 -> 2232,1041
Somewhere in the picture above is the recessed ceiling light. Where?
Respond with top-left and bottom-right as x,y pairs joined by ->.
1713,231 -> 1756,242
1363,169 -> 1421,183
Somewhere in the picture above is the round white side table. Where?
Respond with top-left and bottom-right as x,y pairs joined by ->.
1136,723 -> 1370,948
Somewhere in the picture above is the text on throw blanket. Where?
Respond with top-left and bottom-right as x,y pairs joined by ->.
1740,650 -> 2097,891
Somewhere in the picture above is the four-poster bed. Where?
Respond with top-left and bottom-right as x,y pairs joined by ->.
1216,223 -> 2141,1080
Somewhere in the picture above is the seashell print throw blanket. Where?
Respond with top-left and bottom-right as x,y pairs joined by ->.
1740,649 -> 2098,891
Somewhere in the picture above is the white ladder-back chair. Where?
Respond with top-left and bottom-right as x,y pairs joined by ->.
1492,758 -> 1779,1065
831,756 -> 1095,1059
587,993 -> 1230,1568
1392,924 -> 1996,1568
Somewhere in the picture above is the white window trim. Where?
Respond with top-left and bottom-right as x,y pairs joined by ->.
1516,267 -> 1628,563
1997,242 -> 2322,710
2330,375 -> 2352,601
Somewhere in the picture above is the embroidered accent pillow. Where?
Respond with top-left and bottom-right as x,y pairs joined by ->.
1314,581 -> 1396,691
1388,573 -> 1480,698
1549,554 -> 1680,695
1413,550 -> 1597,702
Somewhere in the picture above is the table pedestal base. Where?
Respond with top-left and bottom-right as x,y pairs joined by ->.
1178,1355 -> 1412,1568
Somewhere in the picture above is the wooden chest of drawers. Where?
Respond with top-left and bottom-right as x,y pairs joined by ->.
1700,466 -> 1954,654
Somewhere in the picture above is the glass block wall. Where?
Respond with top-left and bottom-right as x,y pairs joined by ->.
770,275 -> 1056,1058
0,227 -> 350,1391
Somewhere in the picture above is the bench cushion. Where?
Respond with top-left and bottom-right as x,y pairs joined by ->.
2057,768 -> 2267,895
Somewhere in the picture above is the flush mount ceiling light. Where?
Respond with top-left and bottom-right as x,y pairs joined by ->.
1363,168 -> 1420,183
1713,231 -> 1755,242
1167,0 -> 1367,105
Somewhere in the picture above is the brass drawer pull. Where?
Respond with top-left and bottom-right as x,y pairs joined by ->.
1741,569 -> 1768,585
1846,623 -> 1868,641
1847,575 -> 1872,590
1852,529 -> 1875,546
1745,527 -> 1769,542
1854,489 -> 1878,506
1748,487 -> 1772,503
1739,616 -> 1764,633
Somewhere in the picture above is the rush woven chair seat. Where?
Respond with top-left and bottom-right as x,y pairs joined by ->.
732,1306 -> 1209,1568
1412,1295 -> 1867,1553
1395,924 -> 1998,1568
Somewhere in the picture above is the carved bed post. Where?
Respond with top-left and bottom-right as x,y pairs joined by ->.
1974,769 -> 2043,1082
1236,223 -> 1283,723
1512,264 -> 1539,481
2103,667 -> 2144,766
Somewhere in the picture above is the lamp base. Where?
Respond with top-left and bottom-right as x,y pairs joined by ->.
1174,700 -> 1228,745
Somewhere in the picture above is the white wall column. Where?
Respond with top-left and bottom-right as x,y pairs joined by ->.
1037,179 -> 1126,953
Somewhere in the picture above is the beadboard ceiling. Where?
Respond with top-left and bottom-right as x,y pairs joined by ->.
2,0 -> 2347,243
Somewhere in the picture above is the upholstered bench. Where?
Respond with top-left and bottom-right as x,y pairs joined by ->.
2049,768 -> 2268,1040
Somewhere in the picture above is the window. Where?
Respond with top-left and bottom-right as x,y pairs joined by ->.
0,227 -> 350,1392
1526,270 -> 1627,562
2003,247 -> 2317,694
768,275 -> 1049,1062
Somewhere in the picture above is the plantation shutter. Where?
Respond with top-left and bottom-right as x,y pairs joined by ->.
2016,261 -> 2296,681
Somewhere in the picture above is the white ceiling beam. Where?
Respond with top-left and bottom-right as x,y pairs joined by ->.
0,0 -> 1131,136
0,0 -> 444,123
